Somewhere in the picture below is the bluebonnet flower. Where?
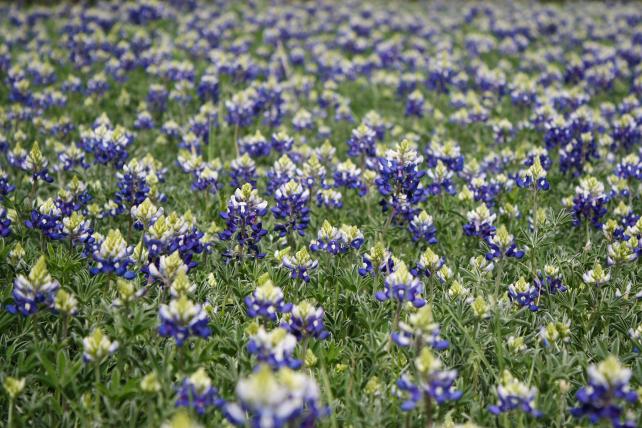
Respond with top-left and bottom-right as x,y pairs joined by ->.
55,143 -> 89,171
316,188 -> 343,209
159,295 -> 211,347
82,328 -> 118,364
266,155 -> 297,195
281,300 -> 328,341
426,161 -> 456,196
310,221 -> 364,255
25,198 -> 65,240
192,163 -> 220,195
197,74 -> 219,102
146,84 -> 168,111
282,248 -> 318,283
0,205 -> 11,237
90,229 -> 135,279
55,176 -> 93,216
298,155 -> 327,190
270,131 -> 294,154
229,154 -> 258,188
488,371 -> 542,418
292,108 -> 313,131
396,347 -> 462,411
148,251 -> 188,287
131,197 -> 163,230
240,131 -> 271,158
176,368 -> 222,415
22,142 -> 53,184
247,327 -> 301,369
485,225 -> 524,260
571,356 -> 638,428
539,321 -> 571,348
347,124 -> 377,158
223,365 -> 326,428
114,158 -> 153,213
225,87 -> 258,128
0,169 -> 15,200
219,184 -> 269,260
408,210 -> 437,244
464,203 -> 496,239
405,89 -> 425,117
334,159 -> 367,196
492,118 -> 514,145
424,139 -> 464,172
516,156 -> 549,191
376,140 -> 426,223
80,123 -> 131,169
507,277 -> 539,311
272,180 -> 310,237
134,110 -> 154,130
7,256 -> 60,316
359,242 -> 394,277
392,305 -> 448,349
62,212 -> 93,247
245,275 -> 292,321
534,265 -> 567,294
376,261 -> 426,308
606,240 -> 638,266
412,248 -> 445,278
582,262 -> 611,287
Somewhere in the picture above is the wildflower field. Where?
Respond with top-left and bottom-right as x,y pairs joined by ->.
2,1 -> 642,427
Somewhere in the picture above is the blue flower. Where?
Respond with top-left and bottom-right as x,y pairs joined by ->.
488,371 -> 542,418
347,124 -> 377,158
159,295 -> 211,347
175,368 -> 223,415
219,184 -> 268,260
282,248 -> 318,283
396,348 -> 462,411
485,225 -> 525,260
7,256 -> 60,316
223,365 -> 327,428
0,206 -> 11,237
376,261 -> 426,308
90,229 -> 135,279
571,356 -> 638,428
247,327 -> 301,369
507,277 -> 539,311
25,198 -> 65,240
391,306 -> 448,349
310,221 -> 364,255
245,276 -> 292,321
281,300 -> 329,341
272,180 -> 310,237
408,210 -> 438,244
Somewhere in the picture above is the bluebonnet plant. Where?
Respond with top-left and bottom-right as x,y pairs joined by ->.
175,368 -> 222,415
7,256 -> 60,316
159,295 -> 211,347
245,275 -> 292,321
396,347 -> 462,411
219,184 -> 268,260
282,248 -> 318,283
488,371 -> 542,418
247,327 -> 301,369
571,356 -> 638,428
281,300 -> 328,341
376,261 -> 426,308
223,365 -> 326,428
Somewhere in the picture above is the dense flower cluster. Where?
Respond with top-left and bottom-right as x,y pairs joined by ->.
1,1 -> 642,427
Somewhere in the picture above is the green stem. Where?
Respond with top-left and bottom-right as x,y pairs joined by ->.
94,363 -> 101,422
424,394 -> 433,428
8,398 -> 13,428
